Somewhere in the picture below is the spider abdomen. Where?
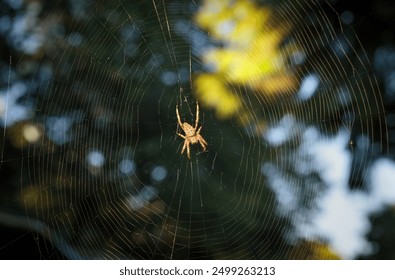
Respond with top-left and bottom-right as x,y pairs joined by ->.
182,123 -> 195,136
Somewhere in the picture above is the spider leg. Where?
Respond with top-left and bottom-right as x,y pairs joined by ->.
195,102 -> 200,130
181,140 -> 187,155
177,133 -> 186,139
196,126 -> 202,134
186,142 -> 191,159
176,105 -> 183,128
198,136 -> 207,151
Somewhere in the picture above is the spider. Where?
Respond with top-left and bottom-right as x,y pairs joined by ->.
176,102 -> 207,159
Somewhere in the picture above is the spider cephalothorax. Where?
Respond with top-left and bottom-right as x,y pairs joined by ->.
176,102 -> 207,159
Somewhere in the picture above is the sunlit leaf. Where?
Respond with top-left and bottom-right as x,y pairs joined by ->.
194,0 -> 301,121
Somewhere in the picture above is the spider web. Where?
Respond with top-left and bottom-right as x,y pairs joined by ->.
0,0 -> 394,260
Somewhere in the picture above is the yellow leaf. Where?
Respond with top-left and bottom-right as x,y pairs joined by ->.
195,74 -> 240,119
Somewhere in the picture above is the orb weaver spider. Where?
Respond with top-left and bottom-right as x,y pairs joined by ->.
176,102 -> 207,159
